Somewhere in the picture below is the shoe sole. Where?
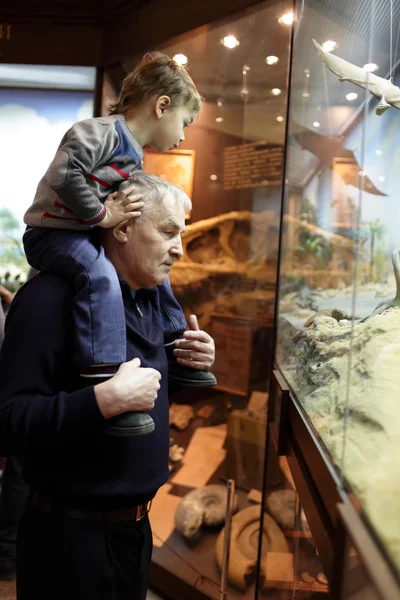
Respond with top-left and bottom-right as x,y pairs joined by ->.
168,375 -> 217,387
105,422 -> 155,437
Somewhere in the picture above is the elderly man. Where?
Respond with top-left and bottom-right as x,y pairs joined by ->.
0,173 -> 215,600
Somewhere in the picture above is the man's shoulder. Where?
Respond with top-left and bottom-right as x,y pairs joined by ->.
12,273 -> 73,319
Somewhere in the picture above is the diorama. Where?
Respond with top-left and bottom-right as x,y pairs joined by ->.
275,0 -> 400,581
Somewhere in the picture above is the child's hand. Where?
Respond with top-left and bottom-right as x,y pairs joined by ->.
99,188 -> 145,229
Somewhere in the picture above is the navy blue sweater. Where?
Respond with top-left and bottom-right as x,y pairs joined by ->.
0,273 -> 170,507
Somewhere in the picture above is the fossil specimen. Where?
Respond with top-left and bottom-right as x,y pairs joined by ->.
174,484 -> 238,539
313,38 -> 400,115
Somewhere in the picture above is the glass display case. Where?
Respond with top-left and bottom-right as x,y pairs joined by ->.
274,0 -> 400,585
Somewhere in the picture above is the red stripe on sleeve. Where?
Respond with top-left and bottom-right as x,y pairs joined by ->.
83,205 -> 107,225
86,174 -> 111,189
109,164 -> 130,179
42,211 -> 84,223
53,200 -> 76,214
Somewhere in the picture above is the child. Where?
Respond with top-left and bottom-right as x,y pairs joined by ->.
23,52 -> 216,437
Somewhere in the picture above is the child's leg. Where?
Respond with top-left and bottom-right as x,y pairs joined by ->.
159,278 -> 217,387
23,227 -> 154,437
23,228 -> 126,369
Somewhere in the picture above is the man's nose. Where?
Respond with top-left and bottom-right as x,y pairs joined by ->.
180,131 -> 185,142
171,237 -> 183,259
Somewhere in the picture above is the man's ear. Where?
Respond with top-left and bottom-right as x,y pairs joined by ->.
156,95 -> 171,118
112,219 -> 130,243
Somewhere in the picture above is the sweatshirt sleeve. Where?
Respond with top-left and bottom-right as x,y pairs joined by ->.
44,118 -> 118,223
0,274 -> 107,456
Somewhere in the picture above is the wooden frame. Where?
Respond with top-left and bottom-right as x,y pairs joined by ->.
143,148 -> 196,201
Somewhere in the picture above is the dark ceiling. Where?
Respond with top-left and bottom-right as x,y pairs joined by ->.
2,0 -> 147,23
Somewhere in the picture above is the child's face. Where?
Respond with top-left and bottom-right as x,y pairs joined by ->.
150,104 -> 198,152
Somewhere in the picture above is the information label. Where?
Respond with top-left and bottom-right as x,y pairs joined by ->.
224,142 -> 283,190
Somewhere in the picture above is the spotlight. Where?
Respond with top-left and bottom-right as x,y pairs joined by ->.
279,12 -> 294,25
221,35 -> 239,49
173,54 -> 188,66
322,40 -> 337,52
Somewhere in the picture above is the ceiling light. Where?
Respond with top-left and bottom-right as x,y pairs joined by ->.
346,92 -> 358,101
221,35 -> 239,49
363,63 -> 378,72
279,12 -> 294,25
173,54 -> 188,66
313,121 -> 321,128
210,174 -> 218,181
216,117 -> 224,123
302,91 -> 310,98
217,99 -> 223,107
378,175 -> 385,182
271,88 -> 282,96
376,149 -> 382,156
276,116 -> 284,122
266,55 -> 279,65
322,40 -> 337,52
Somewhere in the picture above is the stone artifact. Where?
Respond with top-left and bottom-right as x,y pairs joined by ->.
313,39 -> 400,115
168,438 -> 185,473
215,505 -> 289,590
301,572 -> 315,584
175,484 -> 238,539
169,442 -> 185,463
169,403 -> 194,430
266,489 -> 310,534
317,572 -> 328,585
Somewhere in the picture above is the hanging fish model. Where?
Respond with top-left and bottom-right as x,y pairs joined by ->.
312,39 -> 400,115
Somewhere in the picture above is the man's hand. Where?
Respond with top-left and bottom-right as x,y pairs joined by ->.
0,285 -> 14,307
94,358 -> 161,419
173,315 -> 215,371
99,184 -> 145,229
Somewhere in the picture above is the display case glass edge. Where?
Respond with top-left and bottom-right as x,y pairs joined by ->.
270,369 -> 290,456
333,503 -> 400,600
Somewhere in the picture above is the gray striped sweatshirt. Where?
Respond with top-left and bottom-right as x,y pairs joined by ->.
24,114 -> 144,230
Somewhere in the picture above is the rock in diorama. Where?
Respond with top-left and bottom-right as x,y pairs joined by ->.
174,484 -> 239,540
278,249 -> 400,570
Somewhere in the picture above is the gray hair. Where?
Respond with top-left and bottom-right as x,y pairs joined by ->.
119,172 -> 192,217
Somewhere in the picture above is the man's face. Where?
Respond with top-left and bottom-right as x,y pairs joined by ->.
150,104 -> 197,152
121,193 -> 185,289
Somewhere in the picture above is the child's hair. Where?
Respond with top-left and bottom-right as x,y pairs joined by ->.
109,52 -> 203,115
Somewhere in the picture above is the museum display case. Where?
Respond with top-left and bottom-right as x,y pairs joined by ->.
100,0 -> 400,597
270,0 -> 400,594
